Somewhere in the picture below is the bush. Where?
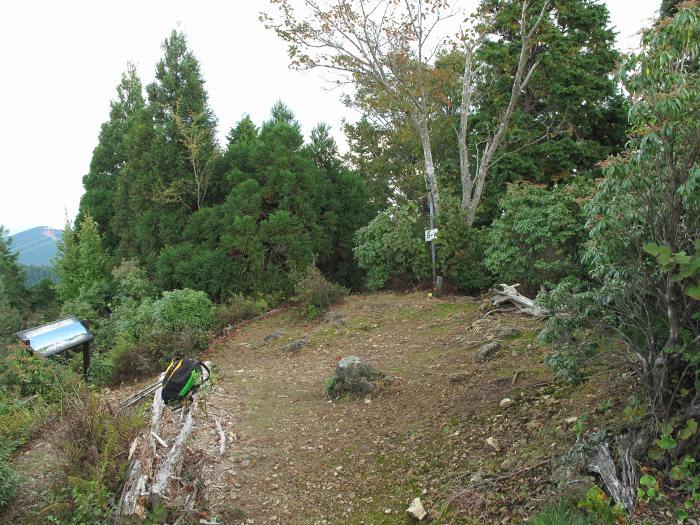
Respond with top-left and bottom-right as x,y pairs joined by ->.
353,202 -> 429,290
155,288 -> 214,335
294,265 -> 348,319
485,183 -> 585,294
48,384 -> 144,523
214,294 -> 268,332
435,201 -> 492,293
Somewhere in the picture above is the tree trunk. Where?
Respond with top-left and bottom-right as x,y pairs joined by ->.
412,113 -> 440,218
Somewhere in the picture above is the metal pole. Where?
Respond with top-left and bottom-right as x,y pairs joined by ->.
429,193 -> 436,287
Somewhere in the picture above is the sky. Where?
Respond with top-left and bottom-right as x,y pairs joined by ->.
0,0 -> 660,235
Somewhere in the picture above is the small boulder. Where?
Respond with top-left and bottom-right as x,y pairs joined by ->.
475,341 -> 502,363
281,337 -> 309,353
564,416 -> 579,425
486,436 -> 502,452
499,398 -> 513,408
264,330 -> 285,343
406,497 -> 427,521
326,356 -> 384,398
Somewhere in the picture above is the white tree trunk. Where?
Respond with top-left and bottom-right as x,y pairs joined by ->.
412,113 -> 440,217
460,0 -> 548,225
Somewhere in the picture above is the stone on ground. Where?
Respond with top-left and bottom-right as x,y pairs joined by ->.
263,330 -> 285,343
475,341 -> 502,363
326,356 -> 384,398
486,436 -> 502,452
406,497 -> 427,521
499,398 -> 513,408
280,336 -> 309,353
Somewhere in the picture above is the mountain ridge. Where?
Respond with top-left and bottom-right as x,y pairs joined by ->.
10,226 -> 63,267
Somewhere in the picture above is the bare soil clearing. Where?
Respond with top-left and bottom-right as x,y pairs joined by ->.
189,291 -> 627,524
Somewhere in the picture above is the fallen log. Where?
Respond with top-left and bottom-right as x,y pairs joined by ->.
491,284 -> 549,317
117,363 -> 212,517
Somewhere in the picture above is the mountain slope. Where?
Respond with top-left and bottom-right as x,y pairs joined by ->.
10,226 -> 62,267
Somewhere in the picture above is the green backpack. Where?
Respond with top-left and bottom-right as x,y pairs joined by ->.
161,357 -> 210,402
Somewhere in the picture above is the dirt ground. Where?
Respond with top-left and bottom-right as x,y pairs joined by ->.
2,291 -> 636,524
185,291 -> 630,524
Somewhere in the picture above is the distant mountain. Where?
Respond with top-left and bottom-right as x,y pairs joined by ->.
10,226 -> 63,267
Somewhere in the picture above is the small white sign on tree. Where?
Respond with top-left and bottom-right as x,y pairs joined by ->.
425,228 -> 438,242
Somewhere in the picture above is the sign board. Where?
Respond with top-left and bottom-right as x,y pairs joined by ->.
16,317 -> 93,358
424,228 -> 438,242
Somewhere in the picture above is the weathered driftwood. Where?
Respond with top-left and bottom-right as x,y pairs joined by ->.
117,364 -> 212,517
587,440 -> 638,512
214,416 -> 226,456
492,284 -> 549,317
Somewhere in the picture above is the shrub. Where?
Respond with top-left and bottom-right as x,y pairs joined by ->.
435,201 -> 492,293
48,384 -> 144,523
294,265 -> 348,319
353,202 -> 429,290
155,288 -> 214,335
485,183 -> 585,294
214,294 -> 268,332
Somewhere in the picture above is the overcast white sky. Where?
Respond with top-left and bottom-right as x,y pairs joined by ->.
0,0 -> 659,234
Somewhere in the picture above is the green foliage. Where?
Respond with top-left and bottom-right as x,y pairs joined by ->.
154,106 -> 372,300
434,200 -> 491,293
155,288 -> 214,334
637,474 -> 660,503
294,265 -> 348,320
0,347 -> 81,510
485,183 -> 585,293
48,384 -> 144,524
0,451 -> 17,509
77,64 -> 144,251
55,215 -> 109,303
577,485 -> 627,524
213,294 -> 268,332
528,498 -> 596,525
539,4 -> 700,447
353,202 -> 429,290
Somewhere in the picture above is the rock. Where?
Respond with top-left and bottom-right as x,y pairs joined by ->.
356,377 -> 375,393
499,398 -> 513,408
449,372 -> 470,384
280,337 -> 309,353
486,436 -> 502,452
493,326 -> 520,338
263,330 -> 285,343
406,497 -> 427,521
469,472 -> 484,483
335,356 -> 381,382
500,458 -> 514,469
326,356 -> 384,398
331,318 -> 347,328
564,416 -> 578,425
324,311 -> 346,322
475,341 -> 502,363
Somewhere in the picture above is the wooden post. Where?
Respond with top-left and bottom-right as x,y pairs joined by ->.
82,342 -> 91,381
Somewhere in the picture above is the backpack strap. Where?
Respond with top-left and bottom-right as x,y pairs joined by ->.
198,361 -> 211,384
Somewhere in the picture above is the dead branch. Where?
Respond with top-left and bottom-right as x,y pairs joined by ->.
492,284 -> 549,317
